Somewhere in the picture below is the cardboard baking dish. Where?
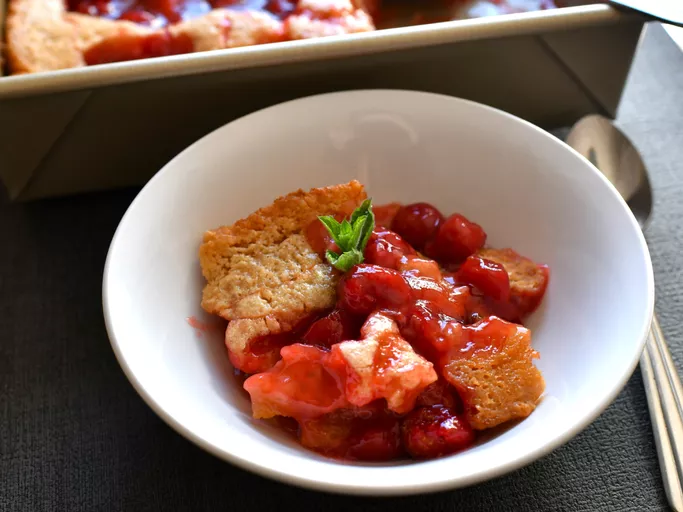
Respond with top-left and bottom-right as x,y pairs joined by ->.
0,2 -> 645,200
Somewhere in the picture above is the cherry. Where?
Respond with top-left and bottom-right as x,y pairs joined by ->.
364,228 -> 416,270
119,9 -> 157,23
243,344 -> 347,420
265,0 -> 296,16
401,405 -> 475,459
227,314 -> 317,374
84,31 -> 193,65
304,216 -> 341,258
398,255 -> 442,280
415,379 -> 459,409
424,213 -> 486,264
346,416 -> 403,461
404,276 -> 469,320
337,264 -> 412,315
456,255 -> 511,302
373,202 -> 402,229
72,0 -> 110,15
302,309 -> 362,349
478,248 -> 550,319
403,300 -> 466,363
391,202 -> 444,250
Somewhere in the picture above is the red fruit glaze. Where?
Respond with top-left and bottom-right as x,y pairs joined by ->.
476,248 -> 550,319
403,300 -> 467,363
330,312 -> 438,414
235,198 -> 550,462
373,202 -> 402,229
70,0 -> 296,28
391,202 -> 445,250
451,316 -> 519,360
304,215 -> 342,257
302,309 -> 363,349
346,416 -> 404,461
337,264 -> 412,316
456,256 -> 511,302
227,314 -> 316,374
399,255 -> 443,281
243,344 -> 347,420
364,228 -> 416,270
402,405 -> 475,459
404,276 -> 469,320
84,31 -> 193,65
119,9 -> 158,23
415,379 -> 459,409
425,213 -> 487,263
299,403 -> 403,461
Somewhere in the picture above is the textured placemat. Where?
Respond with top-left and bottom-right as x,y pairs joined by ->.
2,23 -> 682,512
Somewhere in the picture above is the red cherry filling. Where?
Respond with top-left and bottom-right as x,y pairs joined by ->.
226,314 -> 317,374
455,255 -> 511,302
478,248 -> 550,318
302,309 -> 363,349
329,312 -> 437,414
84,31 -> 194,65
304,214 -> 342,257
243,344 -> 347,420
238,201 -> 548,462
391,202 -> 444,251
402,405 -> 475,459
300,402 -> 404,461
415,379 -> 460,409
373,202 -> 402,229
424,213 -> 486,263
364,228 -> 416,270
337,264 -> 412,316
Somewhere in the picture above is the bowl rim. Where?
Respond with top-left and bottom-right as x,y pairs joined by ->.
102,89 -> 655,496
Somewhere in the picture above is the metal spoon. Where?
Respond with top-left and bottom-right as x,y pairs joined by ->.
567,115 -> 683,512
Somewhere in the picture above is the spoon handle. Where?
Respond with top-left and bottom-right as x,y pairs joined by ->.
609,0 -> 683,27
641,314 -> 683,512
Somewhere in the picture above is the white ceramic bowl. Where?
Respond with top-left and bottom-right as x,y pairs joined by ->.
103,90 -> 654,496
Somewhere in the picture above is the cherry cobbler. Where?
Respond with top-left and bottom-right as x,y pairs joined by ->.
199,181 -> 547,461
5,0 -> 559,74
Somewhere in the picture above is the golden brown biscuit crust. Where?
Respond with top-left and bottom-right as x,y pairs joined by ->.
200,180 -> 365,320
444,321 -> 545,430
5,0 -> 375,74
200,181 -> 366,368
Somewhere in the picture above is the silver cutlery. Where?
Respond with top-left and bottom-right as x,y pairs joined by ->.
567,115 -> 683,512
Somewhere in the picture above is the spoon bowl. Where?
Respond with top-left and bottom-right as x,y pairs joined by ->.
567,113 -> 683,512
566,114 -> 653,228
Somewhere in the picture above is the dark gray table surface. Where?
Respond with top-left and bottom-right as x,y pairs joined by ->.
2,23 -> 683,512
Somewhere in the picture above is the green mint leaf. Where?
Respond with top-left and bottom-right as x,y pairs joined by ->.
318,198 -> 375,272
325,249 -> 341,267
349,213 -> 369,249
338,219 -> 353,248
333,249 -> 364,272
359,210 -> 375,251
318,216 -> 341,239
350,198 -> 372,224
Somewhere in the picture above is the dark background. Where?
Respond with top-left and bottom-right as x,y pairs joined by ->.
2,24 -> 682,511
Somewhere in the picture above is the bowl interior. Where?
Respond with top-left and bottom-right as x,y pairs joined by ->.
103,90 -> 653,495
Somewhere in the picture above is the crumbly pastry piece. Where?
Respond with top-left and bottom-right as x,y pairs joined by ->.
285,0 -> 374,39
476,247 -> 549,318
6,0 -> 85,73
5,0 -> 375,74
243,313 -> 437,420
331,312 -> 437,414
200,180 -> 366,370
443,317 -> 545,430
